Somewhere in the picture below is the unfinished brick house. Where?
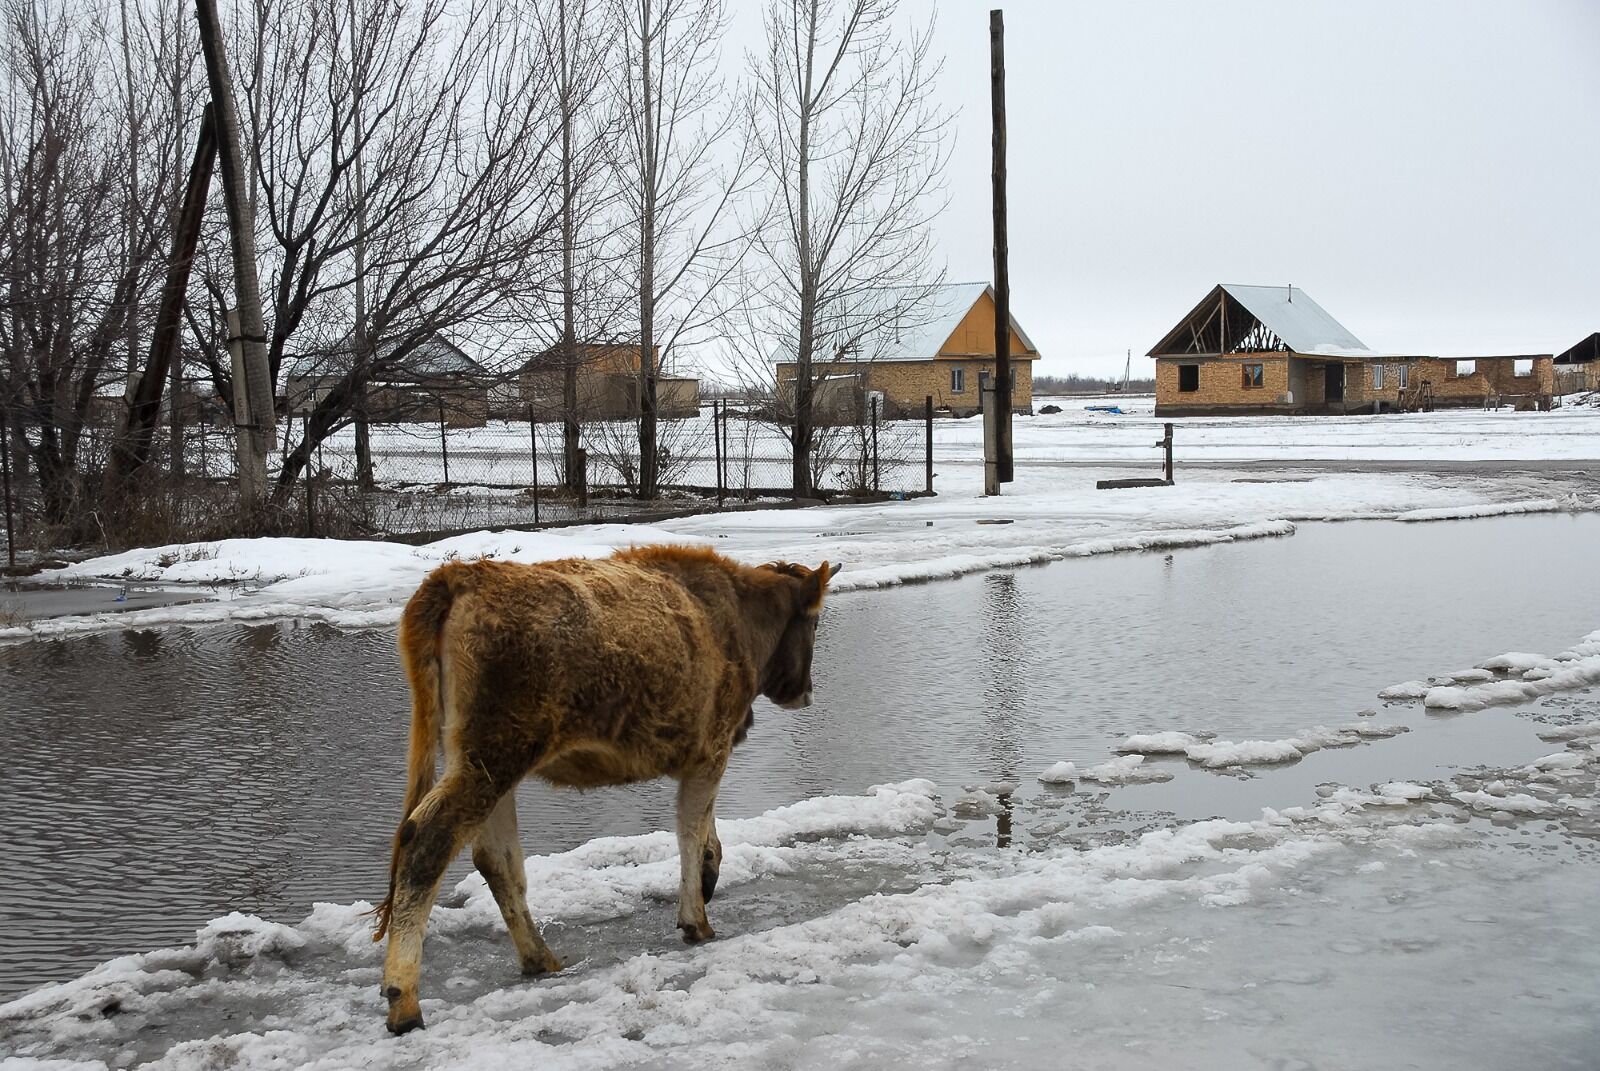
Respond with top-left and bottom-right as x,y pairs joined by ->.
1150,284 -> 1554,416
774,282 -> 1040,419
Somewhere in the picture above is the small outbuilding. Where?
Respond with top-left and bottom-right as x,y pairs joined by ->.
512,343 -> 700,421
1149,284 -> 1553,415
1554,334 -> 1599,393
285,334 -> 491,426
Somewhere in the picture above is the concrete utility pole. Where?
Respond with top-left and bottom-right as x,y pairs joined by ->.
195,0 -> 275,510
990,8 -> 1014,484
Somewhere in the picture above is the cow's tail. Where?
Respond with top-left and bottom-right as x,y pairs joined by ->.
371,565 -> 460,942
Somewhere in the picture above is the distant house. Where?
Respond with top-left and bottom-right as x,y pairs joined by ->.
773,282 -> 1040,420
284,334 -> 490,427
1554,334 -> 1599,392
514,343 -> 699,421
1149,284 -> 1554,415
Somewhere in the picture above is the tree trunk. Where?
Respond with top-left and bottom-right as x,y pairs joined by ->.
107,104 -> 217,492
195,0 -> 275,511
636,0 -> 659,500
559,0 -> 581,491
789,0 -> 818,499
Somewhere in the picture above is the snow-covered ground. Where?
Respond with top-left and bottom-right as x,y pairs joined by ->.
9,397 -> 1599,641
4,701 -> 1598,1069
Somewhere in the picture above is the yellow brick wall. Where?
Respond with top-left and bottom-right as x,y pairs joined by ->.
1155,356 -> 1291,409
778,360 -> 1034,417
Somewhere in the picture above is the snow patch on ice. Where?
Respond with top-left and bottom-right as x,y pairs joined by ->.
1116,731 -> 1207,755
1078,754 -> 1174,785
1036,761 -> 1077,784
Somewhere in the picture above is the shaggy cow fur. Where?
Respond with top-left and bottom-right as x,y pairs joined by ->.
372,545 -> 837,1035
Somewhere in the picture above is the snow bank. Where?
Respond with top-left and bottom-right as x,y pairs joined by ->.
1394,497 -> 1569,523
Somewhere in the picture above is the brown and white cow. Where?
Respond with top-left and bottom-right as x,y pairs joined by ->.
371,545 -> 838,1034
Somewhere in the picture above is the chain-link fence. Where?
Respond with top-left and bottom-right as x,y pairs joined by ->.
0,398 -> 934,562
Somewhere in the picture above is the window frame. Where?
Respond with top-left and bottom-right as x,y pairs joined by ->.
1241,363 -> 1265,390
1372,363 -> 1386,390
1177,364 -> 1200,393
950,367 -> 965,394
1397,364 -> 1410,389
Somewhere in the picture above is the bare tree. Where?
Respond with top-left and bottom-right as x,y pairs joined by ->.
611,0 -> 754,499
0,0 -> 190,526
530,0 -> 619,491
207,0 -> 567,501
746,0 -> 949,496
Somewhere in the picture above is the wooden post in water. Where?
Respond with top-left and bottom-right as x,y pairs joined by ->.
982,382 -> 1000,496
1162,422 -> 1174,483
990,8 -> 1013,484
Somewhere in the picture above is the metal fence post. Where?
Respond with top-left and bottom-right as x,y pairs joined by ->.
713,399 -> 724,506
302,413 -> 315,536
871,394 -> 880,492
528,405 -> 540,526
574,447 -> 588,510
438,399 -> 450,485
0,408 -> 15,569
924,395 -> 934,494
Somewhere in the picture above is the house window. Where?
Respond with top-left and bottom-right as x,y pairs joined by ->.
1241,363 -> 1264,389
1178,364 -> 1199,393
1454,360 -> 1476,377
1397,364 -> 1410,389
1513,358 -> 1533,377
951,367 -> 965,394
1372,363 -> 1385,390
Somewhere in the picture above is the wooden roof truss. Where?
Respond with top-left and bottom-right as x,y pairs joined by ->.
1154,286 -> 1289,357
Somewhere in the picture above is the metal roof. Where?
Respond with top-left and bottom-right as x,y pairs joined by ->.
1218,284 -> 1374,358
773,281 -> 1038,364
285,334 -> 485,381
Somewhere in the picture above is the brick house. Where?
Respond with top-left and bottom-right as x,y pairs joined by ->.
1150,284 -> 1553,415
513,343 -> 699,421
774,282 -> 1040,419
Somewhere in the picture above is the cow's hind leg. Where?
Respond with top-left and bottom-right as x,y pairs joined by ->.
381,771 -> 500,1035
473,791 -> 561,977
701,810 -> 722,902
675,767 -> 723,942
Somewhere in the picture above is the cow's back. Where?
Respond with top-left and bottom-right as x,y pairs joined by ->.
438,557 -> 737,787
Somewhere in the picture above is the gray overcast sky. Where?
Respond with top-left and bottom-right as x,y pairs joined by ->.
729,0 -> 1599,378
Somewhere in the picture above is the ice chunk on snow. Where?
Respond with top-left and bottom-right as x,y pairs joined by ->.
1185,738 -> 1305,768
1538,722 -> 1600,742
1525,752 -> 1585,773
1424,654 -> 1600,711
1116,731 -> 1203,754
1079,754 -> 1174,785
1450,790 -> 1552,815
1377,782 -> 1433,802
1349,723 -> 1409,739
1379,680 -> 1430,700
1036,761 -> 1077,784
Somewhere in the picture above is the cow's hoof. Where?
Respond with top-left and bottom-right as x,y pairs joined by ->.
700,859 -> 719,902
521,952 -> 563,977
385,987 -> 424,1036
387,1013 -> 424,1036
679,921 -> 715,944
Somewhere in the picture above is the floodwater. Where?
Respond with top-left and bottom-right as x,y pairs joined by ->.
2,513 -> 1598,1001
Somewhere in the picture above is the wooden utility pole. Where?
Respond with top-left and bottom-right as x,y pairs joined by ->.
990,8 -> 1013,483
195,0 -> 275,510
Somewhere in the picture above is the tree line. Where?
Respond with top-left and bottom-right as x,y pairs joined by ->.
0,0 -> 948,535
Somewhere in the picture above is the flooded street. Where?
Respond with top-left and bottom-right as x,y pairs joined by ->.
3,512 -> 1597,1005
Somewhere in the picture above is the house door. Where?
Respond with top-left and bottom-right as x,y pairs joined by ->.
1324,363 -> 1345,402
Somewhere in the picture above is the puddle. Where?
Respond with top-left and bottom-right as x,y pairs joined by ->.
1,513 -> 1598,1000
